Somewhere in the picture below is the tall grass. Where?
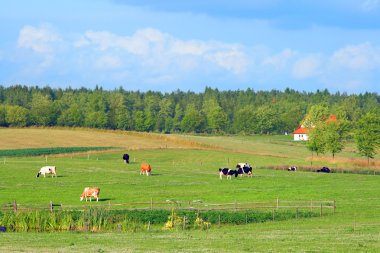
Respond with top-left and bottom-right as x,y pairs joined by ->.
0,208 -> 319,232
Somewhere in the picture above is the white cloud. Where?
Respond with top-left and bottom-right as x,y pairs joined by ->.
292,55 -> 321,79
330,42 -> 380,70
262,48 -> 298,70
18,24 -> 59,54
205,49 -> 248,74
95,55 -> 122,69
75,28 -> 249,75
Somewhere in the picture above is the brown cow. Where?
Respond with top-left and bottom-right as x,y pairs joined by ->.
80,187 -> 100,202
140,164 -> 152,176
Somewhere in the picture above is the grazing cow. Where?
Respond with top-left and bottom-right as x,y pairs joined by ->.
36,166 -> 57,178
288,166 -> 297,171
317,167 -> 330,173
0,226 -> 6,232
236,163 -> 253,177
123,153 -> 130,164
80,187 -> 100,202
219,168 -> 238,179
140,163 -> 152,176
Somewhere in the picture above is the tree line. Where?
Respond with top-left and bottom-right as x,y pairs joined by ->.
0,85 -> 378,135
0,85 -> 378,161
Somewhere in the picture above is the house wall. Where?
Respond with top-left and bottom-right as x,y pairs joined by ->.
294,134 -> 309,141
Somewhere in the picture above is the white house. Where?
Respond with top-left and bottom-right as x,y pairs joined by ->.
293,115 -> 336,141
293,125 -> 309,141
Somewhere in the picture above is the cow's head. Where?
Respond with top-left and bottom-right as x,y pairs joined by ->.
36,172 -> 40,178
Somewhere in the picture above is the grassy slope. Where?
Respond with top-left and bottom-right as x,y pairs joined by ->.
0,128 -> 379,252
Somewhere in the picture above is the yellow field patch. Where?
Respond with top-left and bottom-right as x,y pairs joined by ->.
0,127 -> 206,150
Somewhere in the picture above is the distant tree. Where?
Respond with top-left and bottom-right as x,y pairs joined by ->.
203,99 -> 227,133
324,119 -> 349,159
234,105 -> 256,134
57,104 -> 83,127
355,112 -> 380,164
5,105 -> 28,127
255,106 -> 278,134
306,124 -> 326,158
0,105 -> 6,126
156,98 -> 174,132
84,111 -> 108,128
133,111 -> 147,132
115,107 -> 132,130
29,93 -> 55,126
303,104 -> 329,128
173,104 -> 184,132
181,104 -> 205,133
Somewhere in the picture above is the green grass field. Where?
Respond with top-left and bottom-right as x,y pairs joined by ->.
0,128 -> 379,252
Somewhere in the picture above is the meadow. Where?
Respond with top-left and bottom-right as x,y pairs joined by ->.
0,128 -> 379,252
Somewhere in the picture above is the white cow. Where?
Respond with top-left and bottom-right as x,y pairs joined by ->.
36,166 -> 57,178
80,187 -> 100,202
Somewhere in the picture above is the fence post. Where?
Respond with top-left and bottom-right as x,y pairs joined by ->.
276,198 -> 279,210
151,197 -> 153,210
218,215 -> 221,226
183,216 -> 186,230
49,201 -> 53,212
108,200 -> 111,210
13,200 -> 17,212
310,200 -> 313,211
333,200 -> 336,214
320,203 -> 323,217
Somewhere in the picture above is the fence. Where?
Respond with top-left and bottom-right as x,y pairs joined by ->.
0,199 -> 336,216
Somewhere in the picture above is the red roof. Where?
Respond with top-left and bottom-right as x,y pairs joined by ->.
293,126 -> 309,134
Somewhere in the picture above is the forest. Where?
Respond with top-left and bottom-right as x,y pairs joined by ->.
0,85 -> 378,135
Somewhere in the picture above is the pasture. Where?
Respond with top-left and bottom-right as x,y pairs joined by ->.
0,128 -> 379,252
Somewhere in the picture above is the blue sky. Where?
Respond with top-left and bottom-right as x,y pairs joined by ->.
1,0 -> 379,93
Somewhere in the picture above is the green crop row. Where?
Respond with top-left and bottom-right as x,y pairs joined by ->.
0,208 -> 321,232
0,147 -> 117,157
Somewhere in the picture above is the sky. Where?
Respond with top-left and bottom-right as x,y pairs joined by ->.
0,0 -> 379,93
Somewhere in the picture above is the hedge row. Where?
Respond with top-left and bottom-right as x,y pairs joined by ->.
0,147 -> 117,157
0,208 -> 321,232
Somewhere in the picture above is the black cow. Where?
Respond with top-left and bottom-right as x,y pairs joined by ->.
219,168 -> 238,179
236,163 -> 253,177
0,226 -> 6,232
317,167 -> 330,173
122,153 -> 130,164
288,166 -> 297,171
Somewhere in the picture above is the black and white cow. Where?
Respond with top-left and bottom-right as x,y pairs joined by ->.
288,166 -> 297,171
236,163 -> 253,177
122,153 -> 130,164
219,168 -> 238,179
36,166 -> 57,178
317,167 -> 330,173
